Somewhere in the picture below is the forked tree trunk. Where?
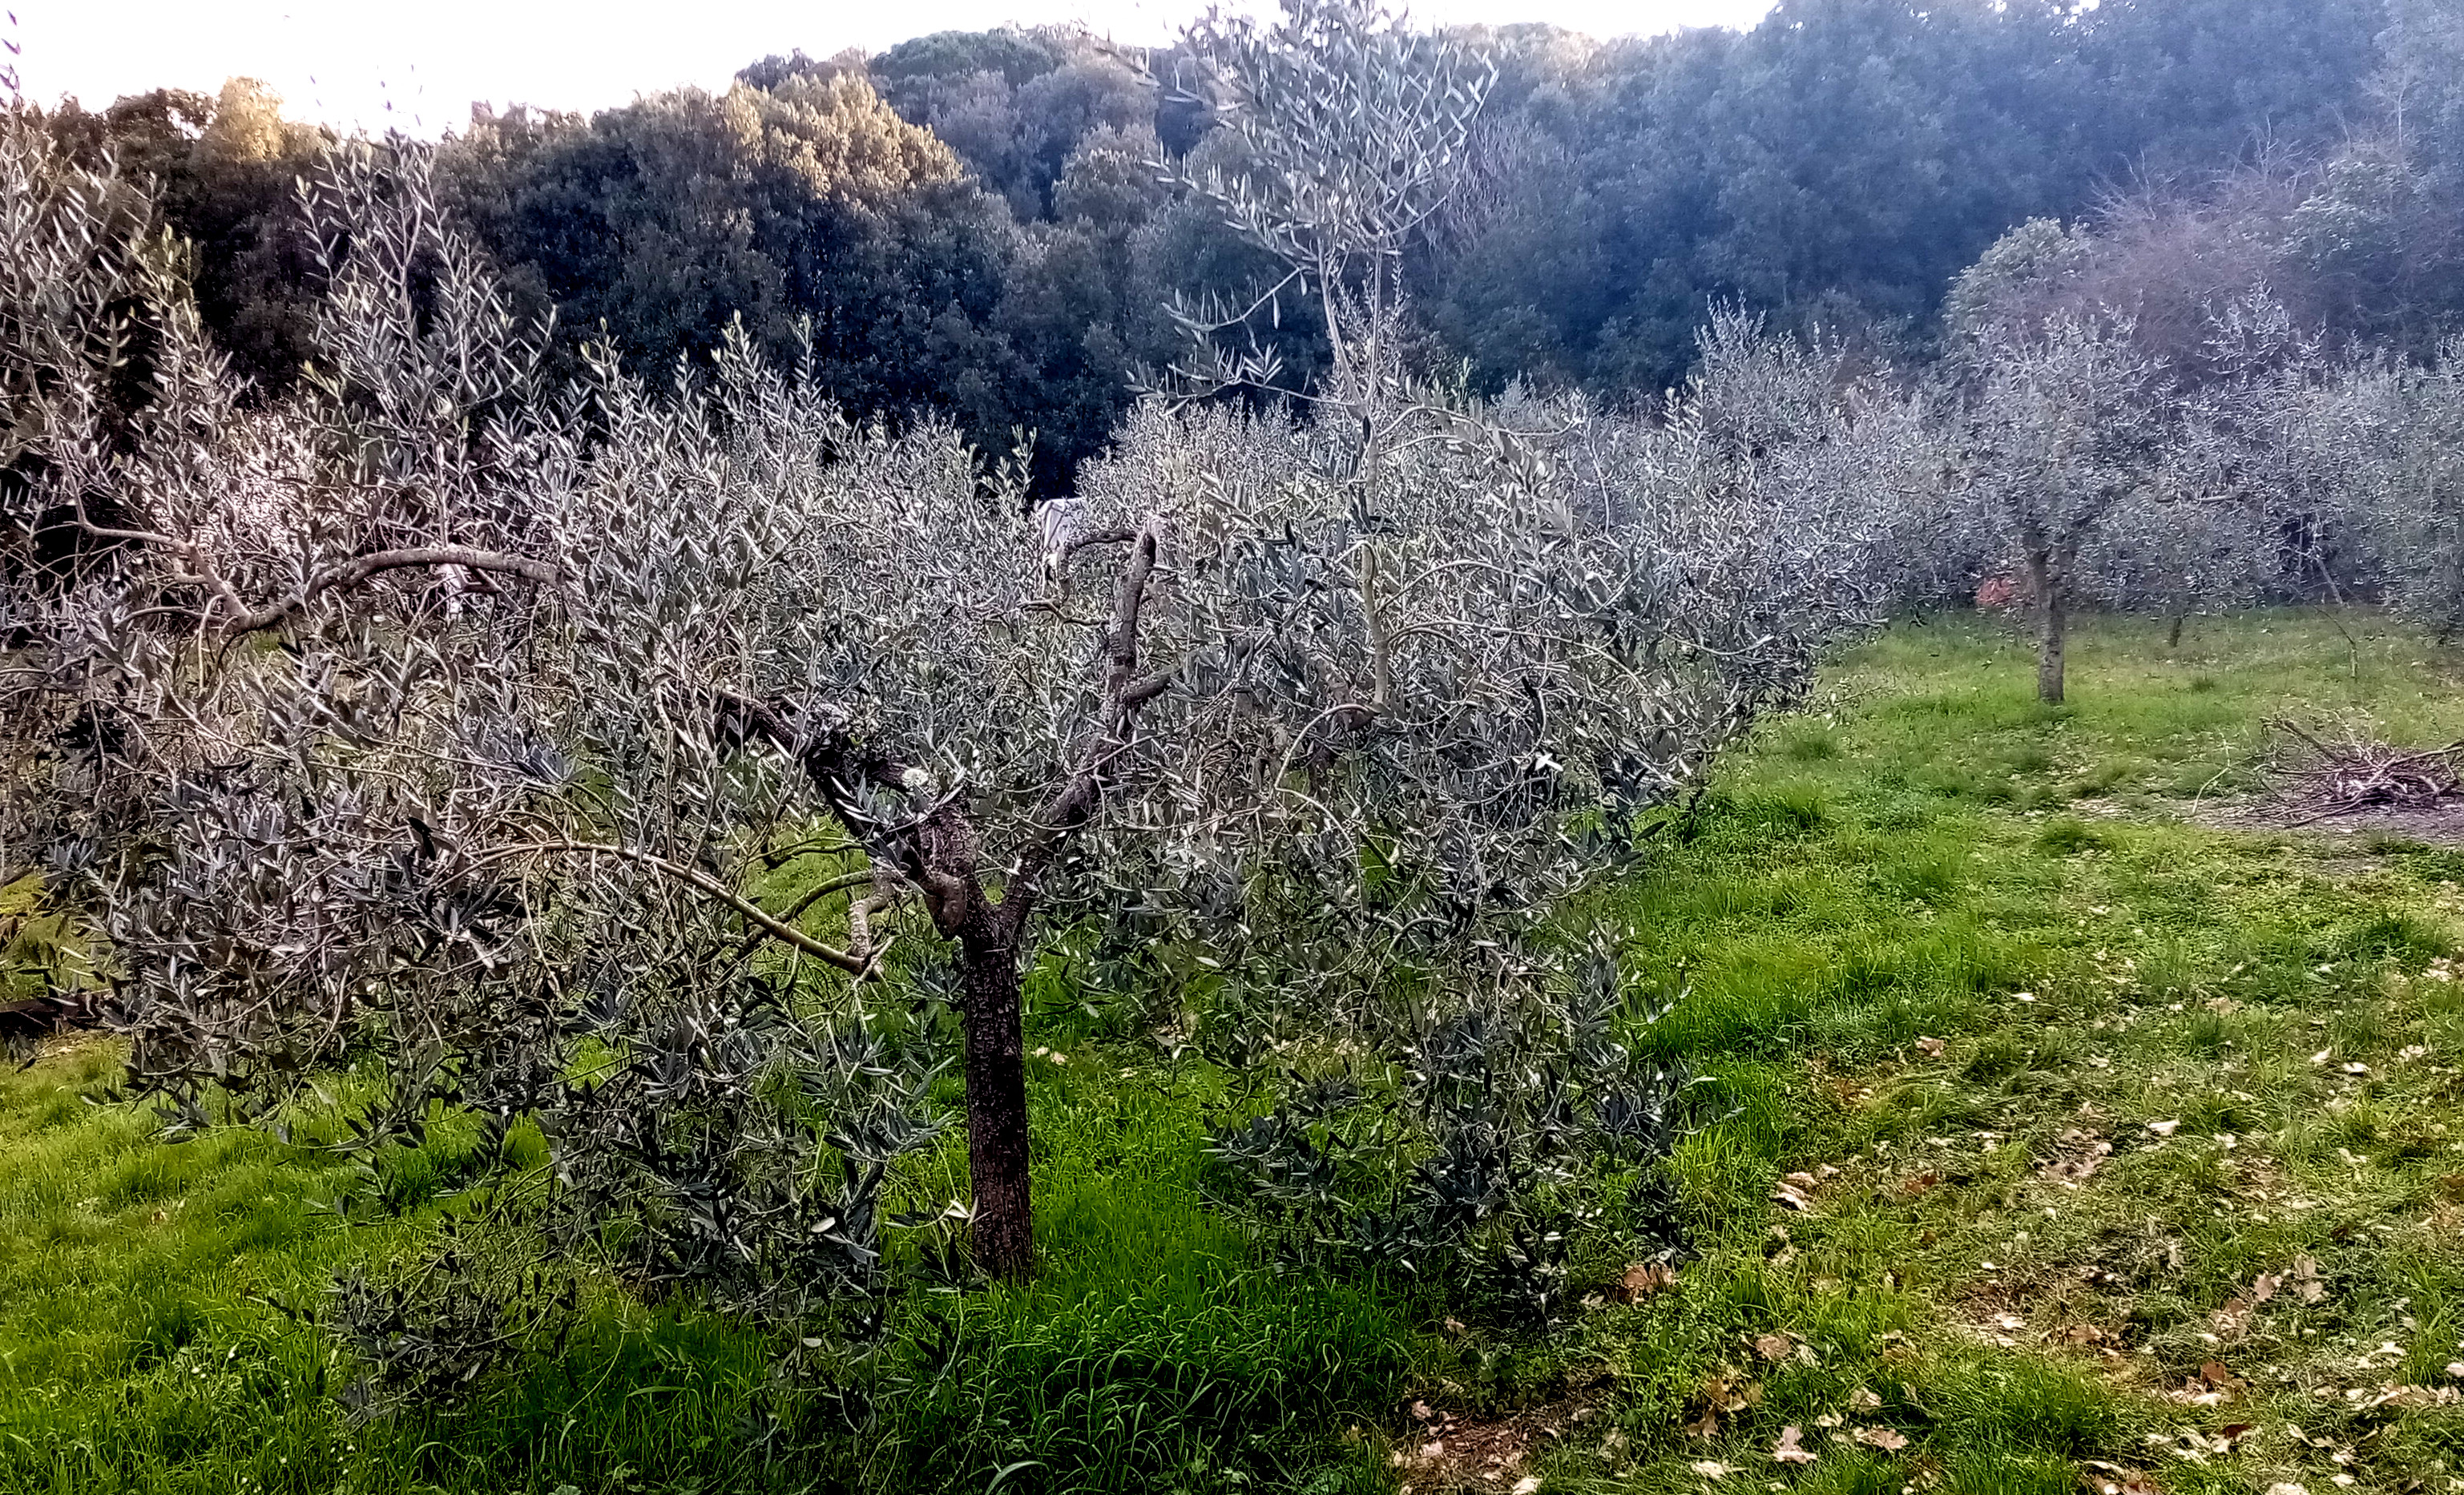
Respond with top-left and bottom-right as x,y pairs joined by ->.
724,694 -> 1042,1281
2026,549 -> 2066,704
956,921 -> 1033,1279
731,520 -> 1172,1284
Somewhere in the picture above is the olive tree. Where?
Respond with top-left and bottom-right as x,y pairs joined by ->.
1960,313 -> 2172,702
1164,0 -> 1491,409
4,0 -> 1887,1306
2,126 -> 979,1338
2069,297 -> 2331,646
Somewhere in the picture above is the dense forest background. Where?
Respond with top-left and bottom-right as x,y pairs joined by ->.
36,0 -> 2464,490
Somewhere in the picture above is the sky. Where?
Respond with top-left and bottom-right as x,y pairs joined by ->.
10,0 -> 1777,136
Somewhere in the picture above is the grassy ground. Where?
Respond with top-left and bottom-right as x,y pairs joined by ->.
8,609 -> 2464,1493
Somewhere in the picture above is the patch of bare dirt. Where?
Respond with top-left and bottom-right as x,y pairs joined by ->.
2199,797 -> 2464,848
1389,1384 -> 1610,1493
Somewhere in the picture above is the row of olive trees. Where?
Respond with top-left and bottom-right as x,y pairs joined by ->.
1939,305 -> 2464,702
10,26 -> 2459,1329
1923,214 -> 2464,704
0,2 -> 1914,1296
2301,342 -> 2464,635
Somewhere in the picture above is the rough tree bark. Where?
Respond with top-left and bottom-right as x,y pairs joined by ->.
956,908 -> 1033,1276
2027,547 -> 2066,704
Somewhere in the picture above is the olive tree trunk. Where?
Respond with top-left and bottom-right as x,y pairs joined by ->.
2026,548 -> 2066,704
955,916 -> 1033,1277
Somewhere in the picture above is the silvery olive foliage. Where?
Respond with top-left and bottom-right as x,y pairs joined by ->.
2317,339 -> 2464,634
1050,311 -> 1922,1026
2,0 -> 1896,1349
2070,296 -> 2333,635
0,123 -> 148,490
0,124 -> 960,1390
1132,305 -> 1926,1309
1564,311 -> 1949,651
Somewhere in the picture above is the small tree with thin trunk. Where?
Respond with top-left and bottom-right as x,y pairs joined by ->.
1962,313 -> 2170,703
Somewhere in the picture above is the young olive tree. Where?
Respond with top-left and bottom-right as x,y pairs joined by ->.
3,135 -> 984,1364
1960,313 -> 2171,702
1623,309 -> 1952,632
2071,297 -> 2329,646
2072,435 -> 2272,649
1165,0 -> 1491,408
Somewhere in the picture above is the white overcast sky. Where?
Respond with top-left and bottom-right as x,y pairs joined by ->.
11,0 -> 1776,136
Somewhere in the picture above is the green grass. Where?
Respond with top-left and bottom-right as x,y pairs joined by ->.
0,1028 -> 1409,1494
1513,611 -> 2464,1491
12,609 -> 2464,1493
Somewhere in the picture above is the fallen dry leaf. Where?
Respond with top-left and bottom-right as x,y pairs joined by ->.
1754,1332 -> 1795,1361
1688,1461 -> 1734,1479
1772,1170 -> 1822,1211
1849,1425 -> 1910,1451
1615,1260 -> 1679,1303
2147,1119 -> 2181,1138
1915,1036 -> 1946,1057
1703,1374 -> 1759,1416
1511,1479 -> 1541,1495
1772,1424 -> 1817,1465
